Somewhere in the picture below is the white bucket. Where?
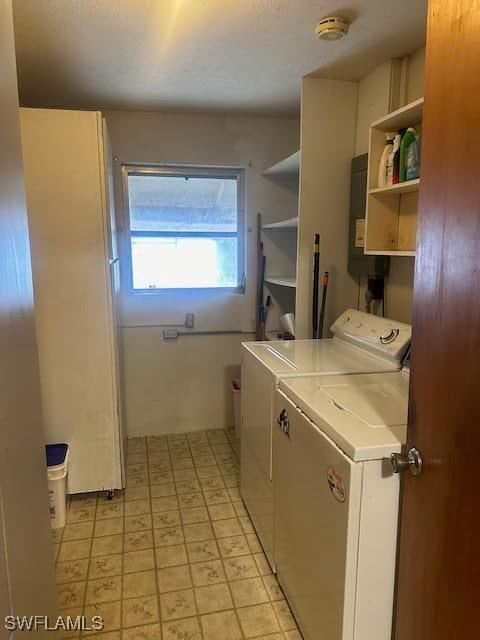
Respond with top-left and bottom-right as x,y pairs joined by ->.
47,450 -> 69,529
231,380 -> 241,439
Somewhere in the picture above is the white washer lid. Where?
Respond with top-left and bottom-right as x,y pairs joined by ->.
278,371 -> 409,461
242,339 -> 401,377
323,380 -> 408,428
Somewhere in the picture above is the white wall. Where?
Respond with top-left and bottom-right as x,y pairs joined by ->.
0,0 -> 57,630
406,47 -> 426,103
296,77 -> 359,338
105,109 -> 299,435
354,48 -> 425,324
355,61 -> 392,157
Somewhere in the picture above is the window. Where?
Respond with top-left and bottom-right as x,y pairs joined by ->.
123,166 -> 245,291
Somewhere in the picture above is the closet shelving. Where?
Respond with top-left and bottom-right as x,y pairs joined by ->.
262,150 -> 300,178
365,97 -> 423,256
368,178 -> 420,196
258,150 -> 300,336
262,216 -> 299,230
264,276 -> 297,288
261,216 -> 298,289
261,150 -> 299,288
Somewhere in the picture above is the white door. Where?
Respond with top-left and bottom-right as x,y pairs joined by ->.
274,390 -> 362,640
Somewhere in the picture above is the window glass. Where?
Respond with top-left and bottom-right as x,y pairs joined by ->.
128,175 -> 237,232
125,169 -> 243,291
131,236 -> 238,289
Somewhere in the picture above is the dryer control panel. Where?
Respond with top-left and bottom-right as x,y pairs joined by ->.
331,309 -> 411,364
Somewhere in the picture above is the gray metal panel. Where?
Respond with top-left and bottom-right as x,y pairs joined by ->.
348,154 -> 389,277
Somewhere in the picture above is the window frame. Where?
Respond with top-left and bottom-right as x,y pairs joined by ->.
121,164 -> 246,294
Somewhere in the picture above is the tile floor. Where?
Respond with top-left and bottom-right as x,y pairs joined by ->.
52,428 -> 302,640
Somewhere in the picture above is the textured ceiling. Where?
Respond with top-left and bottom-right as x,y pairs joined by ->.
13,0 -> 427,117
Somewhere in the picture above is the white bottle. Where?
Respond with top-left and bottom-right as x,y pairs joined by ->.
378,132 -> 396,188
386,134 -> 401,186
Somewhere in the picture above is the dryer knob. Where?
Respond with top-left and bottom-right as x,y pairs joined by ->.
380,329 -> 399,344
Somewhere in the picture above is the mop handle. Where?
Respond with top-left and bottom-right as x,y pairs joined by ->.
312,234 -> 320,339
318,271 -> 329,339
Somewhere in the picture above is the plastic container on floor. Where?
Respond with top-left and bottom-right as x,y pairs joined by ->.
46,443 -> 69,529
231,380 -> 241,439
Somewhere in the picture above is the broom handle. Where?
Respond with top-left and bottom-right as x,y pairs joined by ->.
318,271 -> 329,339
312,234 -> 320,339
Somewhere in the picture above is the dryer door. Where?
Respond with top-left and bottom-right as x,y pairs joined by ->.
274,390 -> 363,640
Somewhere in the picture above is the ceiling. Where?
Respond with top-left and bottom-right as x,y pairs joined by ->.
13,0 -> 427,117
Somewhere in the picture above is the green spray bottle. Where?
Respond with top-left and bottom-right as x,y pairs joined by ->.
399,127 -> 417,182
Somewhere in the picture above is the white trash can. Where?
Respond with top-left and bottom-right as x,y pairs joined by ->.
231,380 -> 241,439
46,443 -> 69,529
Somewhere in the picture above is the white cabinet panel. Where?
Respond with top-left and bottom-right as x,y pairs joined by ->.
274,390 -> 362,640
240,349 -> 276,570
21,108 -> 123,493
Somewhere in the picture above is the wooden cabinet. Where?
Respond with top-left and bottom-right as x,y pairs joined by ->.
365,98 -> 423,255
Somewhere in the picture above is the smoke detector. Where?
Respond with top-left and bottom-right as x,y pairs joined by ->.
316,16 -> 350,41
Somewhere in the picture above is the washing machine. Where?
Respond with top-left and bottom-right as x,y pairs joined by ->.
274,366 -> 410,640
240,308 -> 411,571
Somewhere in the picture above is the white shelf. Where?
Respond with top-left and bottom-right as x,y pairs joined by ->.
262,217 -> 299,230
369,179 -> 420,196
365,250 -> 416,257
260,154 -> 299,321
371,97 -> 424,131
263,151 -> 300,178
265,276 -> 297,288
